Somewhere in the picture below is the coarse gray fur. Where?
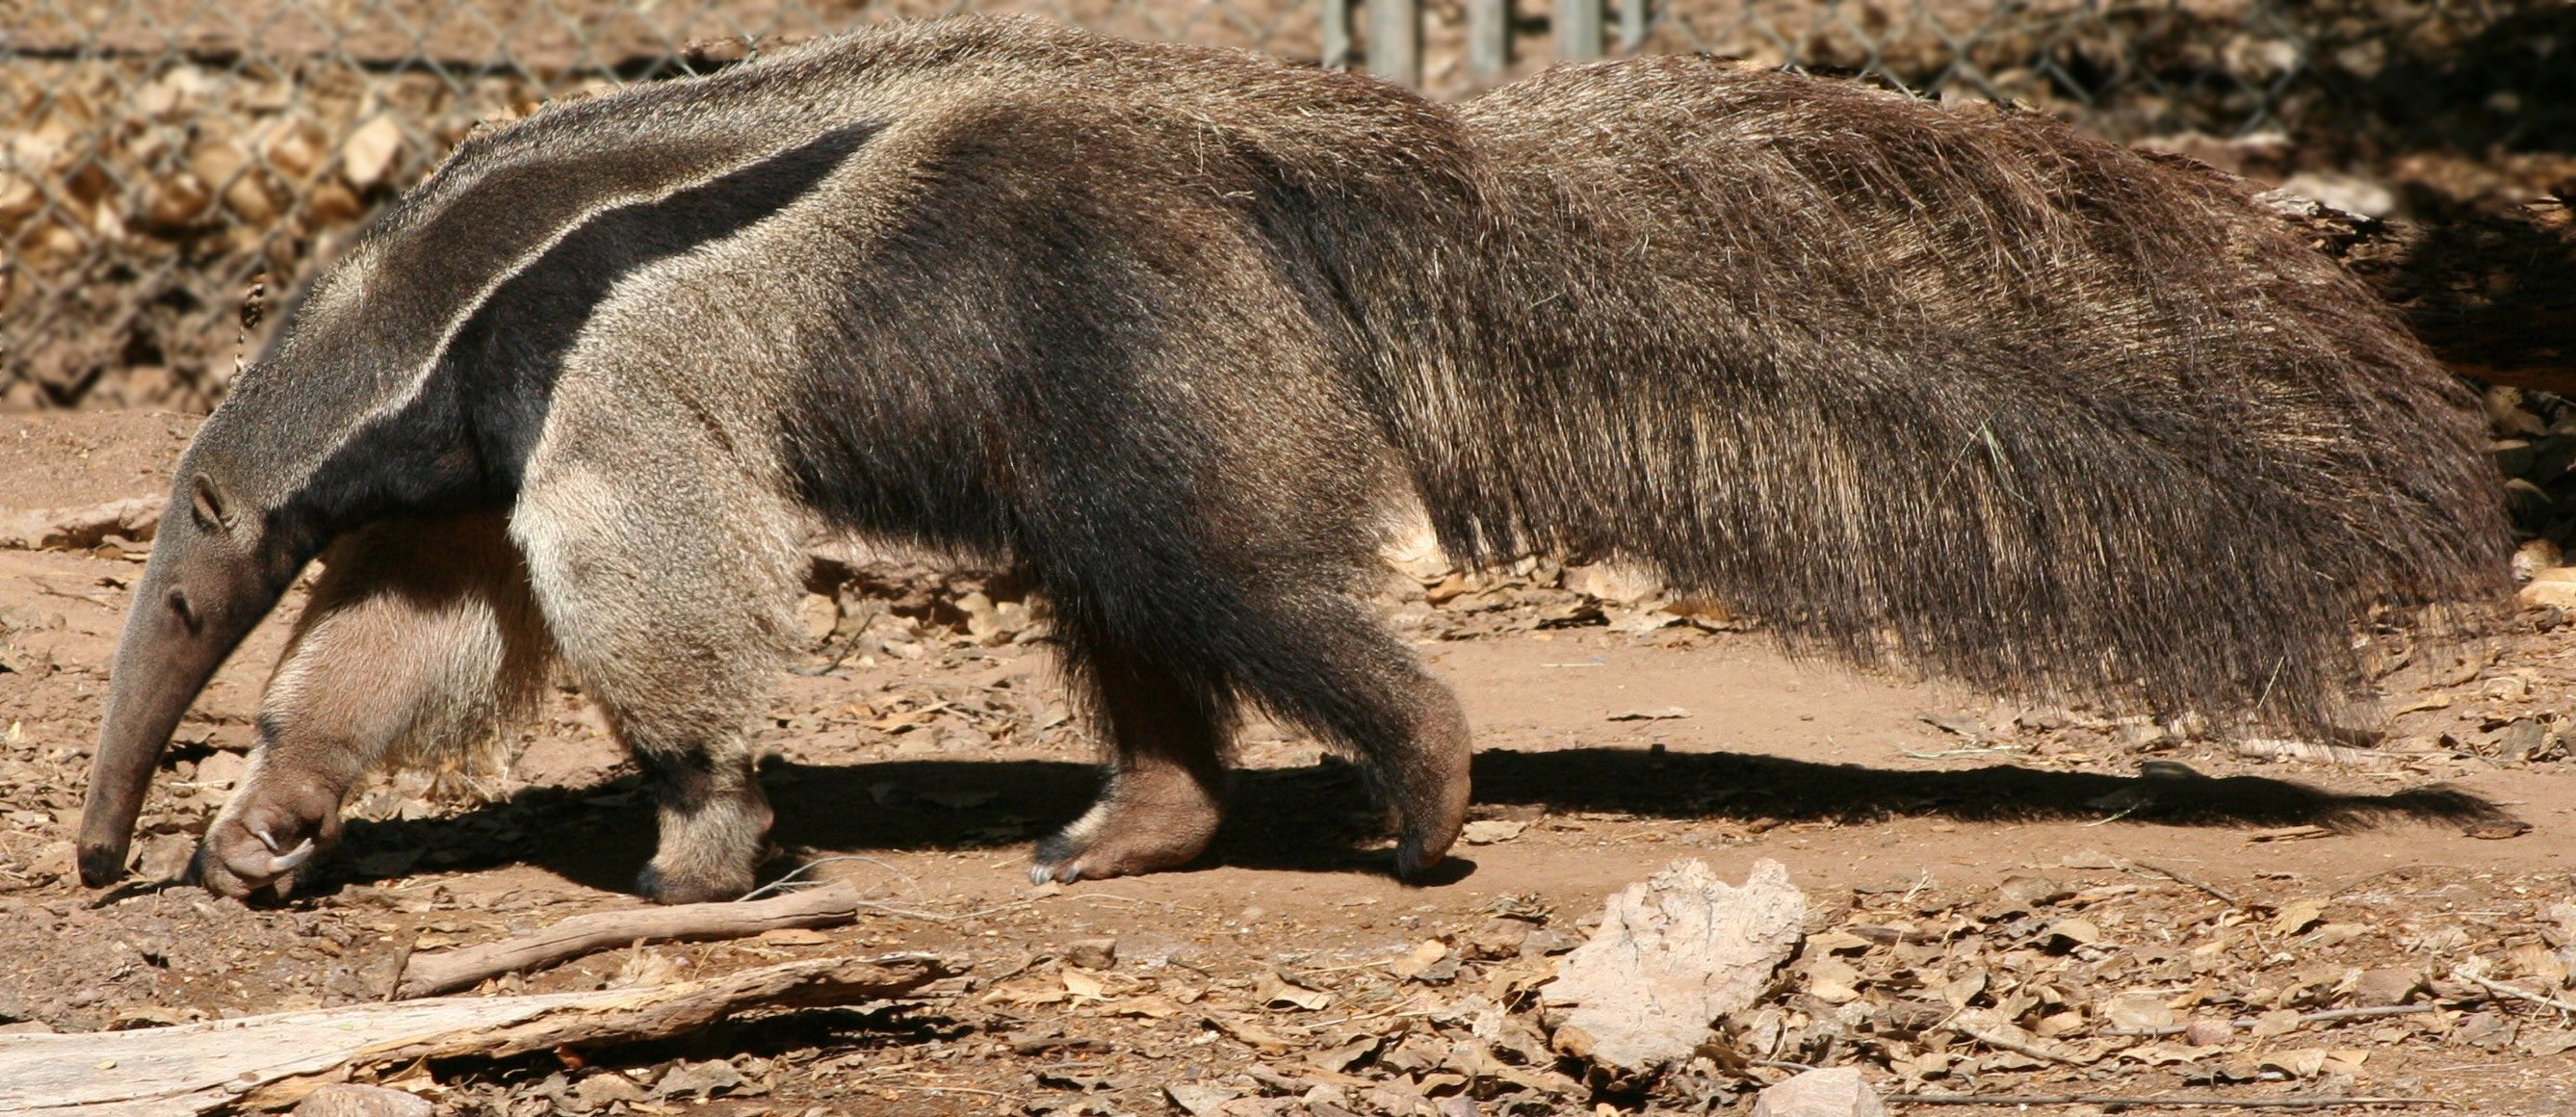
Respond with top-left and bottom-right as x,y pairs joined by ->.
74,16 -> 2506,903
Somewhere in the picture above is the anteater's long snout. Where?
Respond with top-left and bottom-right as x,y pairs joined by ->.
75,560 -> 276,887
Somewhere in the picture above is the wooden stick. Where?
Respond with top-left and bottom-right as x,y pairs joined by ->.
397,883 -> 867,998
0,954 -> 948,1117
2101,1003 -> 2435,1037
2457,971 -> 2576,1015
2234,739 -> 2402,768
2124,860 -> 2245,907
1893,1094 -> 2446,1109
1952,1023 -> 2083,1065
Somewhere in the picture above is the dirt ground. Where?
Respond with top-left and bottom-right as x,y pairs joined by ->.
6,408 -> 2576,1115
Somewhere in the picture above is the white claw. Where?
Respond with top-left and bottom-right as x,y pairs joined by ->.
267,838 -> 316,875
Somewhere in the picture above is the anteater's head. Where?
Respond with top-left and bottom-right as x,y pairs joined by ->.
75,454 -> 317,888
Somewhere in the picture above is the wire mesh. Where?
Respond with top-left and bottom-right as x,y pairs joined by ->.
0,0 -> 2561,409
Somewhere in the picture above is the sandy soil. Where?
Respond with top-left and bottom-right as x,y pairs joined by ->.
4,409 -> 2576,1115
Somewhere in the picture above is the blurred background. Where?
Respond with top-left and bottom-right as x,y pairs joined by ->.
0,0 -> 2569,412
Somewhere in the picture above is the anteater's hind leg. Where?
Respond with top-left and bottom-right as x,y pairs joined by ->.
511,439 -> 801,904
1238,597 -> 1472,877
1030,587 -> 1471,883
196,514 -> 548,898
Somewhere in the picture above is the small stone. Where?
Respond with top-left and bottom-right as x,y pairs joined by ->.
1749,1067 -> 1892,1117
571,1074 -> 646,1111
1360,1084 -> 1427,1117
2101,992 -> 2175,1033
794,593 -> 840,644
1165,1082 -> 1238,1116
1988,875 -> 2073,916
1461,819 -> 1527,844
2183,1018 -> 2234,1047
652,1060 -> 742,1099
134,832 -> 195,882
339,116 -> 405,188
1063,937 -> 1118,970
293,1084 -> 434,1117
2352,967 -> 2425,1007
195,749 -> 248,788
1461,918 -> 1532,960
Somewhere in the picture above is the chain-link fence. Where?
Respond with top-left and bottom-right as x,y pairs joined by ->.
2,0 -> 2568,410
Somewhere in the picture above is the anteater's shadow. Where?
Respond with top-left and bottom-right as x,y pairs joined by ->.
311,745 -> 2518,897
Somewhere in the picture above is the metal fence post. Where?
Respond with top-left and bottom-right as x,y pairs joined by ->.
1468,0 -> 1509,83
1323,0 -> 1352,71
1558,0 -> 1602,62
1619,0 -> 1648,54
1366,0 -> 1420,87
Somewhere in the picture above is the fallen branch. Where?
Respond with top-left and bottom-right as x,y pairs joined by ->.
1894,1094 -> 2445,1109
0,497 -> 161,552
2456,971 -> 2576,1015
2124,860 -> 2246,908
2233,739 -> 2401,768
0,954 -> 948,1117
1952,1023 -> 2084,1066
398,882 -> 870,998
2101,1003 -> 2435,1037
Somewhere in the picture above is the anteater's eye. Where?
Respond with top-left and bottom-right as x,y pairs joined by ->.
168,590 -> 196,631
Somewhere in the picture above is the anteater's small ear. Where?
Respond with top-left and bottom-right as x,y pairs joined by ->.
190,472 -> 238,532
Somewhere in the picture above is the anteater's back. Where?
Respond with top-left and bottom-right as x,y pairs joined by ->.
1434,58 -> 2506,736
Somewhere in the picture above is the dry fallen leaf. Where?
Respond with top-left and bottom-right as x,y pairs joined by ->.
1104,995 -> 1187,1019
1390,939 -> 1450,981
1202,1014 -> 1302,1054
2247,825 -> 2334,844
1606,707 -> 1689,721
1462,819 -> 1528,844
2270,899 -> 2327,937
1061,968 -> 1107,1002
1254,971 -> 1333,1012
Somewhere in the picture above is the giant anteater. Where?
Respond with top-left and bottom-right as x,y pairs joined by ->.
74,16 -> 2505,902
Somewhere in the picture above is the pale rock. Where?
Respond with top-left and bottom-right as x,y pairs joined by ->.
794,592 -> 840,644
2513,539 -> 2563,583
294,1084 -> 433,1117
1561,562 -> 1663,605
1165,1082 -> 1238,1116
2183,1018 -> 2234,1047
2100,992 -> 2175,1032
652,1059 -> 742,1099
340,116 -> 404,188
570,1073 -> 646,1110
1749,1067 -> 1891,1117
194,749 -> 248,789
2352,967 -> 2424,1007
2277,170 -> 2395,219
1063,937 -> 1118,970
0,497 -> 161,551
2518,578 -> 2576,611
1540,858 -> 1808,1074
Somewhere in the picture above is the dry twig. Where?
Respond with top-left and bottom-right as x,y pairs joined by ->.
397,883 -> 872,998
1893,1094 -> 2445,1109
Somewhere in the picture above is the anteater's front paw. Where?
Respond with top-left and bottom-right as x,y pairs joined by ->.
1028,792 -> 1220,884
634,861 -> 758,904
195,779 -> 341,899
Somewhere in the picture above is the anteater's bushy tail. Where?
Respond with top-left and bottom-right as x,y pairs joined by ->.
1386,58 -> 2506,738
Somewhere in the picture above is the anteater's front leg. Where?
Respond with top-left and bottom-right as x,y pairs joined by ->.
511,428 -> 801,904
198,514 -> 548,898
1031,639 -> 1230,882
